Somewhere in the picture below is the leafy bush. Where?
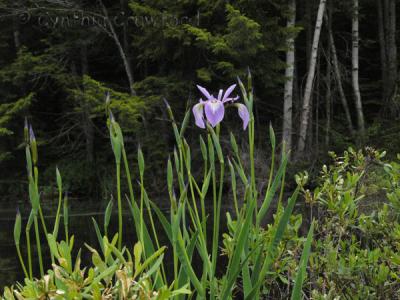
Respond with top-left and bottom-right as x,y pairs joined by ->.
306,148 -> 400,298
3,235 -> 190,300
228,147 -> 400,299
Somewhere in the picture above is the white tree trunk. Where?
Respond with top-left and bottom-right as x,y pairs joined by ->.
282,0 -> 296,156
352,0 -> 365,137
297,0 -> 326,156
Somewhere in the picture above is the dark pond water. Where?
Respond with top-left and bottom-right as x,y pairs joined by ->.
0,199 -> 117,287
0,198 -> 234,289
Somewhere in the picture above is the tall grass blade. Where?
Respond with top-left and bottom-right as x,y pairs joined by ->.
179,109 -> 191,138
247,188 -> 300,300
175,231 -> 205,297
257,155 -> 288,223
63,195 -> 69,242
104,199 -> 113,236
221,187 -> 254,299
91,217 -> 104,254
149,200 -> 172,241
126,198 -> 155,257
290,221 -> 314,300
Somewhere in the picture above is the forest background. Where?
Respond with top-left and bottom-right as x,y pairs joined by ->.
0,0 -> 398,202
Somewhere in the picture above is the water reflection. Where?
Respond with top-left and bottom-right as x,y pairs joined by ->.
0,200 -> 232,288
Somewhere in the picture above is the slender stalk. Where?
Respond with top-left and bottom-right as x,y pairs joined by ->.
249,118 -> 256,196
26,230 -> 32,279
173,253 -> 178,288
122,149 -> 135,205
64,223 -> 69,243
188,182 -> 201,229
201,163 -> 208,238
38,205 -> 48,235
169,195 -> 179,286
39,204 -> 53,265
53,189 -> 63,237
278,144 -> 287,207
116,162 -> 122,251
142,188 -> 160,250
212,163 -> 224,266
249,113 -> 260,300
64,197 -> 69,243
210,125 -> 225,297
33,217 -> 44,277
187,175 -> 209,265
267,146 -> 275,194
209,157 -> 217,298
33,165 -> 48,239
33,165 -> 53,265
232,186 -> 239,217
16,245 -> 28,278
142,186 -> 167,284
139,170 -> 145,257
179,151 -> 190,242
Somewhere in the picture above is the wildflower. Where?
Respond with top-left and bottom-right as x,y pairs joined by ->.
193,84 -> 250,130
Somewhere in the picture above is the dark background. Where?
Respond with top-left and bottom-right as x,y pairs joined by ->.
0,0 -> 398,223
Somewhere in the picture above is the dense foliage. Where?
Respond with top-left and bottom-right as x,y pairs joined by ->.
221,147 -> 400,298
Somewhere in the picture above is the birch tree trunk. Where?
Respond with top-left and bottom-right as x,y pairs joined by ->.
296,0 -> 326,157
282,0 -> 296,156
352,0 -> 365,137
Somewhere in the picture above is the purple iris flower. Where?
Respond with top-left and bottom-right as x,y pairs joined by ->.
192,84 -> 250,130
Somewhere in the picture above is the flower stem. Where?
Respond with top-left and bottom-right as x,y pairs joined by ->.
116,162 -> 122,251
122,148 -> 135,206
139,171 -> 145,257
33,216 -> 44,277
16,244 -> 28,278
53,189 -> 63,238
26,229 -> 32,279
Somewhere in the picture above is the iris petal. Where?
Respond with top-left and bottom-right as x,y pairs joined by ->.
237,103 -> 250,130
196,85 -> 213,100
217,89 -> 223,101
205,100 -> 224,127
222,84 -> 237,102
192,102 -> 205,128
